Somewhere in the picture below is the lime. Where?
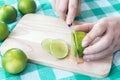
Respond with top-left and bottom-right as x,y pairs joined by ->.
18,0 -> 36,15
71,32 -> 78,56
41,38 -> 52,53
0,5 -> 17,24
50,39 -> 68,59
72,31 -> 86,57
0,21 -> 9,42
2,48 -> 27,74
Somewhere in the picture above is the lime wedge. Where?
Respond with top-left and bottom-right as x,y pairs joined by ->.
50,39 -> 68,59
41,38 -> 52,53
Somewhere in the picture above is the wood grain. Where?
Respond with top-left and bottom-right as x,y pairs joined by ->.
0,14 -> 113,78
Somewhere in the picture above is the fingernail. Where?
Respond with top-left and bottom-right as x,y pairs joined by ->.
66,19 -> 72,24
82,41 -> 88,47
83,49 -> 89,54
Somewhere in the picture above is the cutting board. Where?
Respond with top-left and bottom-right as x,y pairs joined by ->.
0,14 -> 113,78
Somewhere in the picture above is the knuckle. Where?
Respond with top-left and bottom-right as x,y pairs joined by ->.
98,21 -> 108,28
99,18 -> 108,23
86,34 -> 93,42
98,19 -> 109,28
70,4 -> 77,9
58,7 -> 66,13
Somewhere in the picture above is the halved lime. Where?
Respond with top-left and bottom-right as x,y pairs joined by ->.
71,32 -> 78,56
71,31 -> 86,57
50,39 -> 68,59
74,31 -> 86,57
41,38 -> 52,53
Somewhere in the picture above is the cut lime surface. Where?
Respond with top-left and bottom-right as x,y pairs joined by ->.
71,32 -> 78,56
41,38 -> 52,53
50,39 -> 68,59
72,31 -> 86,57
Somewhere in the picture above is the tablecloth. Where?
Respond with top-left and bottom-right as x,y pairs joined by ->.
1,0 -> 120,80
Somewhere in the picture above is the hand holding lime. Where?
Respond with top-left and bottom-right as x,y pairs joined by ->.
0,5 -> 17,24
0,21 -> 9,42
18,0 -> 36,15
2,48 -> 27,74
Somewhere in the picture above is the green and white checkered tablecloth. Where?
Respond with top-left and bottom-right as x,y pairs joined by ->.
1,0 -> 120,80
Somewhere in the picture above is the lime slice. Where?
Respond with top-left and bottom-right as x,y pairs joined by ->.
71,31 -> 86,57
74,31 -> 86,57
71,32 -> 78,56
41,38 -> 52,53
50,39 -> 68,59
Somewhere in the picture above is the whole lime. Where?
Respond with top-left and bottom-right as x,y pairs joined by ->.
0,21 -> 9,42
18,0 -> 36,15
0,5 -> 17,24
2,48 -> 27,74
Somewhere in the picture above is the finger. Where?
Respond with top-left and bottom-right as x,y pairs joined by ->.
55,0 -> 59,11
74,23 -> 94,32
66,0 -> 78,24
51,0 -> 56,10
56,0 -> 68,20
83,45 -> 113,61
89,37 -> 101,45
82,22 -> 107,47
83,31 -> 113,54
76,0 -> 81,16
59,0 -> 68,20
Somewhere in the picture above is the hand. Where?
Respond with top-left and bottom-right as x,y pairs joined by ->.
74,17 -> 120,61
52,0 -> 81,24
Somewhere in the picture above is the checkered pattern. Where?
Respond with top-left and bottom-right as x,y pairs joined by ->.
1,0 -> 120,80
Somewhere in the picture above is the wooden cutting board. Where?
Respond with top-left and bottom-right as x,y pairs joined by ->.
0,14 -> 113,78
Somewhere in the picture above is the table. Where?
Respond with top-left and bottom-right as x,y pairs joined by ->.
0,0 -> 120,80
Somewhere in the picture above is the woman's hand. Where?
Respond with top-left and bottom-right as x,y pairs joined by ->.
52,0 -> 81,24
74,17 -> 120,61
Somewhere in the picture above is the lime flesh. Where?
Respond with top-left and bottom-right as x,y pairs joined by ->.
41,38 -> 52,53
72,31 -> 86,57
50,39 -> 68,59
71,32 -> 78,56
